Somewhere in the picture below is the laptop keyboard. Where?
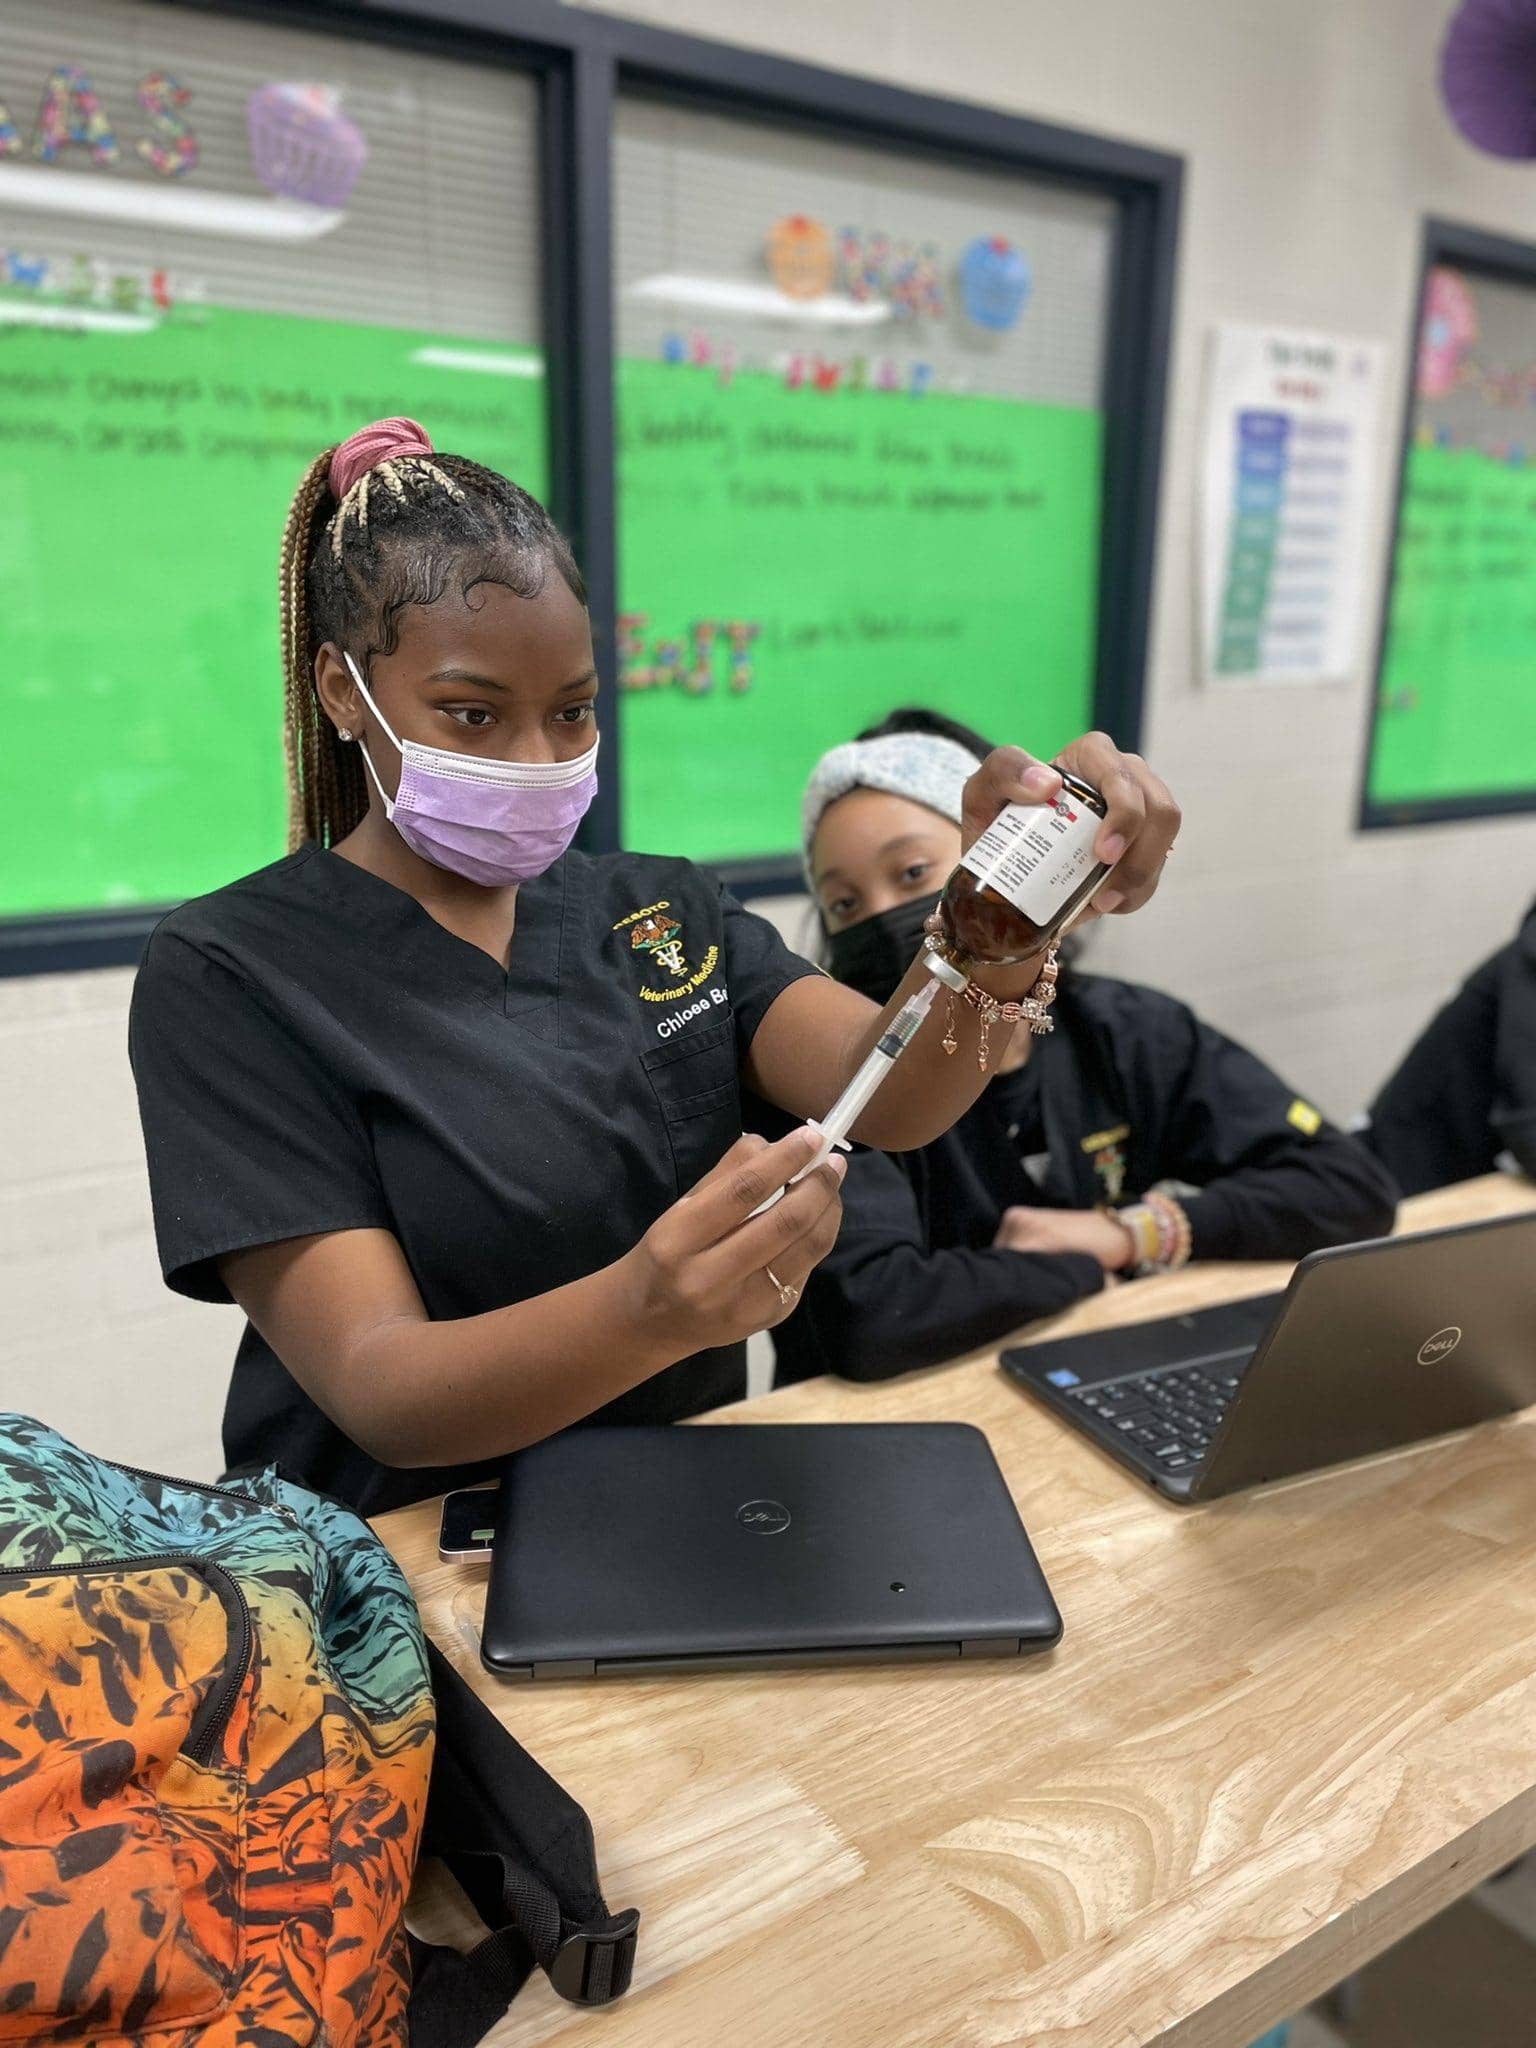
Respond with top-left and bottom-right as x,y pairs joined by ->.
1062,1357 -> 1249,1471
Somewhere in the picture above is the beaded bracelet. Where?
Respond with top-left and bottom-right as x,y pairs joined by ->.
1145,1190 -> 1193,1270
1112,1191 -> 1192,1275
1110,1202 -> 1161,1270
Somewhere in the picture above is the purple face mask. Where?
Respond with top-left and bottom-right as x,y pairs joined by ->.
344,653 -> 598,888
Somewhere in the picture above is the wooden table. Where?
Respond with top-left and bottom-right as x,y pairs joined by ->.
380,1174 -> 1536,2048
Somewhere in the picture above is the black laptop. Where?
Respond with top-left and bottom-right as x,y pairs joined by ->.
1003,1211 -> 1536,1503
480,1422 -> 1061,1680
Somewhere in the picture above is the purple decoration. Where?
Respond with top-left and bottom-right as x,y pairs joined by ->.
247,84 -> 367,207
1441,0 -> 1536,159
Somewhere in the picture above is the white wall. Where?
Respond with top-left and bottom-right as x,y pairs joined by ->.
1,965 -> 245,1476
6,0 -> 1535,1473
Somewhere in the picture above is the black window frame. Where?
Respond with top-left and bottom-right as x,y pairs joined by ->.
1359,215 -> 1536,834
1,0 -> 1180,972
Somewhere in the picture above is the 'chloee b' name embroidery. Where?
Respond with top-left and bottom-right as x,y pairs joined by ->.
656,986 -> 730,1039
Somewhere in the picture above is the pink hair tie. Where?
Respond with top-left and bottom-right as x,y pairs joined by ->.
329,416 -> 433,500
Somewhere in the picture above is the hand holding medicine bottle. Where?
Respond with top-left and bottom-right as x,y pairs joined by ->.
941,737 -> 1180,991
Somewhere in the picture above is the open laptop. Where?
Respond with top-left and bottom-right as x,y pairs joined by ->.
480,1422 -> 1061,1679
1003,1210 -> 1536,1503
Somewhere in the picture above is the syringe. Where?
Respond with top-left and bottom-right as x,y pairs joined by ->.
753,947 -> 970,1215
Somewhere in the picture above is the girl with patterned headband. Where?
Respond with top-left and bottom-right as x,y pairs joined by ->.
779,706 -> 1398,1391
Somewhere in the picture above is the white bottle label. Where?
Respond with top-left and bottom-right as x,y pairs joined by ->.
959,794 -> 1103,925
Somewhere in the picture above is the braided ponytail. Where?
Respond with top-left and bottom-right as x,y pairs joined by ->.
279,448 -> 367,850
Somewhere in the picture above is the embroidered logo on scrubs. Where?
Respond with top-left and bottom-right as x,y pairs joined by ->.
1287,1098 -> 1322,1136
1081,1122 -> 1130,1204
614,898 -> 723,1003
630,911 -> 688,980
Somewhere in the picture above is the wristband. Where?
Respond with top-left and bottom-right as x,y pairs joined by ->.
1113,1194 -> 1192,1275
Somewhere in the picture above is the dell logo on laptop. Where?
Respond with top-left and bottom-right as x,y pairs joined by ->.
1418,1326 -> 1463,1365
736,1499 -> 791,1535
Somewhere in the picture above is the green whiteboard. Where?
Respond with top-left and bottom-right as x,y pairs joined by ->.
0,5 -> 1154,948
611,93 -> 1118,875
616,361 -> 1102,863
1,316 -> 1098,913
0,303 -> 545,918
1365,248 -> 1536,825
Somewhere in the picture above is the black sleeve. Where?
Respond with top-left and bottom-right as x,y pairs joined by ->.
1365,948 -> 1506,1196
719,887 -> 822,1059
129,927 -> 392,1303
1492,908 -> 1536,1178
1146,1002 -> 1399,1261
774,1143 -> 1103,1385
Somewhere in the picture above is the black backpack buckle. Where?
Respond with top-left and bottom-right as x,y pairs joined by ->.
548,1908 -> 640,2006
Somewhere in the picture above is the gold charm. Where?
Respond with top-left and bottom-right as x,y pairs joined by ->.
1028,942 -> 1060,1034
942,989 -> 959,1057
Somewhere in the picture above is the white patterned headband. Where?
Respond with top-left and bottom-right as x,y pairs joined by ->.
801,733 -> 978,882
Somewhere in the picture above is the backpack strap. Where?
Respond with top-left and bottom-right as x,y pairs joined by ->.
406,1639 -> 639,2047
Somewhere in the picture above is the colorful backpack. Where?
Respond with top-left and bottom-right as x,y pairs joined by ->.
0,1415 -> 637,2047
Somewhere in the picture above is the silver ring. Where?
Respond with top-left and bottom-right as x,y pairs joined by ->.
764,1265 -> 799,1309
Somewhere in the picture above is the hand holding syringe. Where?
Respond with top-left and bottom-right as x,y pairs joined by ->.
751,948 -> 969,1217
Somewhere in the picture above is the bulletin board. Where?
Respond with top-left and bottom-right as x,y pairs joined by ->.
0,0 -> 546,924
2,311 -> 544,918
1363,224 -> 1536,827
616,365 -> 1100,860
613,99 -> 1114,867
1,0 -> 1179,966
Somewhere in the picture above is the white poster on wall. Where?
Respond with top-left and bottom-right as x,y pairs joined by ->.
1199,323 -> 1384,686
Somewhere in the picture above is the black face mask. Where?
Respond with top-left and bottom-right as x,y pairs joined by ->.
825,890 -> 942,1006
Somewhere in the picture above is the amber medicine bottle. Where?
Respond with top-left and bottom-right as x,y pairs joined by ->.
938,771 -> 1110,967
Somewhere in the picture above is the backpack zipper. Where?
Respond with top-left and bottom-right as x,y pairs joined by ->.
104,1455 -> 333,1610
105,1457 -> 290,1521
0,1552 -> 253,1766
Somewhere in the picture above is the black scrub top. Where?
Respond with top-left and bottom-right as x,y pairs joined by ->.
1366,899 -> 1536,1195
129,844 -> 819,1514
775,971 -> 1400,1386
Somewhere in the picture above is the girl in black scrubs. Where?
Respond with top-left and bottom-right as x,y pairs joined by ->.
1365,898 -> 1536,1195
129,420 -> 1179,1512
779,708 -> 1397,1384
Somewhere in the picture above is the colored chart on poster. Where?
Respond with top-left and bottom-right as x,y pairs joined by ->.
1366,263 -> 1536,817
1199,323 -> 1383,686
0,303 -> 545,917
616,360 -> 1103,866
